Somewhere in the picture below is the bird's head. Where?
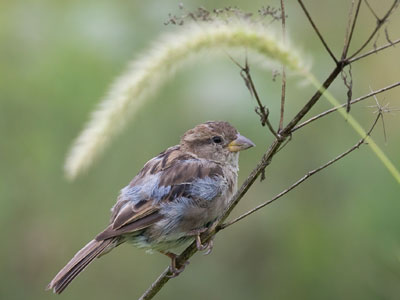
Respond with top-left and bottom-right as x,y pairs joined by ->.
180,121 -> 255,166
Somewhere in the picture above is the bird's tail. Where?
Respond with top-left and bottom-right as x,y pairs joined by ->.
47,238 -> 116,294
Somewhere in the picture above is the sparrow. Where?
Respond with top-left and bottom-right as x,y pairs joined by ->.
47,121 -> 255,294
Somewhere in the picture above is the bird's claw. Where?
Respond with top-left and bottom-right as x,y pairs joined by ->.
201,239 -> 214,255
166,260 -> 189,278
196,234 -> 214,255
189,228 -> 214,255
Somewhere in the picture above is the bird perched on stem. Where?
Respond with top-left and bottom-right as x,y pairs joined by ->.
47,121 -> 255,294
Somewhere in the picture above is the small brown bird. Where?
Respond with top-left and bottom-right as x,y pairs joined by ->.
47,121 -> 254,293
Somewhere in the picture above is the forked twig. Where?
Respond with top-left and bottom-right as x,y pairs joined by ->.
348,0 -> 399,59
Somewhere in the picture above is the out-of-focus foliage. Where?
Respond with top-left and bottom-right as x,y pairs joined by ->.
1,1 -> 399,299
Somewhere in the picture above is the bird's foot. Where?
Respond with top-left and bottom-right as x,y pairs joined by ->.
161,251 -> 189,278
188,228 -> 214,255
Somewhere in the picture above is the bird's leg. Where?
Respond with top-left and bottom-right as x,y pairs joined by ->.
160,251 -> 189,278
188,228 -> 214,255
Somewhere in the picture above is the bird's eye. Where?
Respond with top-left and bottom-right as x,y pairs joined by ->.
212,136 -> 223,144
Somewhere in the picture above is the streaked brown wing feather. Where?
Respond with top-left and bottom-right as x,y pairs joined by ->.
96,212 -> 162,240
112,199 -> 156,230
96,146 -> 223,241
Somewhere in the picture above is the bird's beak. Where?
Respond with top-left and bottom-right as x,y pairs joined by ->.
228,134 -> 255,152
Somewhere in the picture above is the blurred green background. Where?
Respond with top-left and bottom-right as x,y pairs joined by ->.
1,0 -> 400,299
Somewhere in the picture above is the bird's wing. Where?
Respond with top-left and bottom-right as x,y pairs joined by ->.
96,146 -> 224,241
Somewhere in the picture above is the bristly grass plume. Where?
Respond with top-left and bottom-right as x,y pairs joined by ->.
64,17 -> 400,183
64,20 -> 305,179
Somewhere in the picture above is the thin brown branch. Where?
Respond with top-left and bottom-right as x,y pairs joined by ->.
139,268 -> 171,300
297,0 -> 338,64
282,65 -> 343,135
342,0 -> 362,59
291,81 -> 400,132
341,64 -> 353,112
384,27 -> 394,45
348,0 -> 399,59
220,113 -> 381,230
279,72 -> 287,132
364,0 -> 380,21
348,38 -> 400,63
236,58 -> 279,139
279,0 -> 287,132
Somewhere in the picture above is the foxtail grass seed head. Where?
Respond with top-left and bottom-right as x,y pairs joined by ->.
65,20 -> 306,179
